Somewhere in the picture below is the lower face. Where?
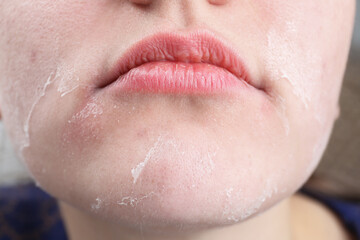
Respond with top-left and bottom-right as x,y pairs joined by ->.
0,0 -> 355,234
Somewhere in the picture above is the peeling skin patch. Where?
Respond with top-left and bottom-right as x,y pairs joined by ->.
239,180 -> 278,221
60,83 -> 80,97
91,197 -> 102,211
68,102 -> 103,123
266,25 -> 322,111
222,187 -> 236,220
56,64 -> 81,97
18,62 -> 87,174
226,187 -> 234,198
117,192 -> 156,208
131,135 -> 163,184
20,69 -> 58,156
223,179 -> 278,223
130,133 -> 218,185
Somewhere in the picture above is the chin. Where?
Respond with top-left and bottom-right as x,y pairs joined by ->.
60,157 -> 292,235
20,89 -> 320,235
28,127 -> 304,235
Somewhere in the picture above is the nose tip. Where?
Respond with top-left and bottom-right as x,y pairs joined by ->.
129,0 -> 229,6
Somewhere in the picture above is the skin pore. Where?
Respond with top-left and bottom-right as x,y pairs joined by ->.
0,0 -> 356,239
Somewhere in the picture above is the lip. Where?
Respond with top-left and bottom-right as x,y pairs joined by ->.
98,29 -> 259,94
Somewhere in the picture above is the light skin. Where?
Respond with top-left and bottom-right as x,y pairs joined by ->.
0,0 -> 356,239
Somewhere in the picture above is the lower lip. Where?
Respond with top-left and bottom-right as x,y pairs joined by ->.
108,62 -> 249,94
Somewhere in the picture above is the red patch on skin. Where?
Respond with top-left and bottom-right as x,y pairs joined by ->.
59,93 -> 105,155
136,128 -> 149,138
30,50 -> 37,63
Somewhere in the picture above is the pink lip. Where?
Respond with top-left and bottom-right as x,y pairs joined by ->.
99,29 -> 258,94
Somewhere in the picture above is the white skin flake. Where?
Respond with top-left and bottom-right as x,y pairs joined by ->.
91,197 -> 103,211
20,69 -> 58,156
18,62 -> 84,178
60,82 -> 80,97
68,102 -> 103,123
240,180 -> 278,221
223,179 -> 278,223
266,28 -> 322,110
131,135 -> 163,184
222,187 -> 236,220
131,133 -> 218,185
117,192 -> 156,208
56,64 -> 81,98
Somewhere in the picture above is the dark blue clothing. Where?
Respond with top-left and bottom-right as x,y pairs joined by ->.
0,183 -> 67,240
0,183 -> 359,240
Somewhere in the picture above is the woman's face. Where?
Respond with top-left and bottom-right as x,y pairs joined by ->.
0,0 -> 355,233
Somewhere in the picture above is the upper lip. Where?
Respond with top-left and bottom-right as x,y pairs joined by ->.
99,29 -> 254,90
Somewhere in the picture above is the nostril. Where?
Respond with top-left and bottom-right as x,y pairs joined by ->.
208,0 -> 229,5
129,0 -> 152,5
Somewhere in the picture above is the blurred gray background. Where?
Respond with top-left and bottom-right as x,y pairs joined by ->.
1,6 -> 360,198
353,3 -> 360,52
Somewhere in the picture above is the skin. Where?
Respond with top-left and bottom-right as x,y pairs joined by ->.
0,0 -> 356,239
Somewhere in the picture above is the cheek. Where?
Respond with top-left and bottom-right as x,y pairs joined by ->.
0,1 -> 93,153
259,0 -> 354,181
62,97 -> 105,151
261,0 -> 350,125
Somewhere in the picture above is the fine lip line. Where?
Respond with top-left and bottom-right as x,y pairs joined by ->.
98,29 -> 258,91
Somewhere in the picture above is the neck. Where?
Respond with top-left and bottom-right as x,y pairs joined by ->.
58,197 -> 293,240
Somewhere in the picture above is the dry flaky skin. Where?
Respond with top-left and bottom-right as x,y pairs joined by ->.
0,0 -> 355,235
